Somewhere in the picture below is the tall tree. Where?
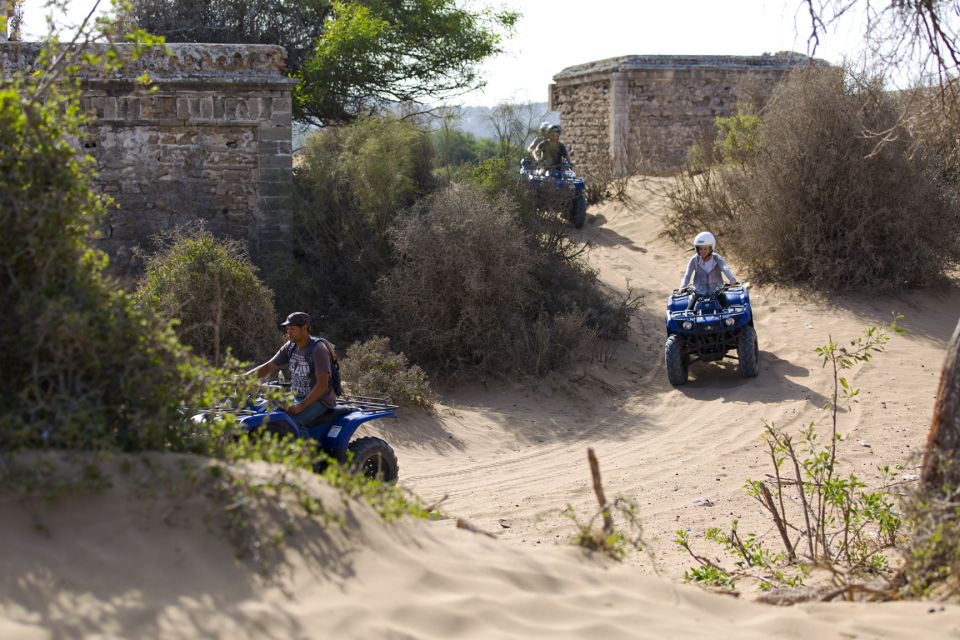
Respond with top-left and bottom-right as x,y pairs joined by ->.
119,0 -> 332,71
922,319 -> 960,491
296,0 -> 515,124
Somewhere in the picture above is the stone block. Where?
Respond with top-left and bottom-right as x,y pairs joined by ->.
258,124 -> 290,142
259,153 -> 292,169
258,141 -> 291,155
200,96 -> 215,119
259,168 -> 291,183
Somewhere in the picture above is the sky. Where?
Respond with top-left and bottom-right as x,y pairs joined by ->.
18,0 -> 868,107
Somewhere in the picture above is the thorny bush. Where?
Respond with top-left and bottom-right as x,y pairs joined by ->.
666,67 -> 960,291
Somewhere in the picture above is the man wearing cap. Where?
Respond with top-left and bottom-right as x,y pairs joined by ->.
245,312 -> 338,427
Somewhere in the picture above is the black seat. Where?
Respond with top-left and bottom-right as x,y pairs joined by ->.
303,406 -> 352,428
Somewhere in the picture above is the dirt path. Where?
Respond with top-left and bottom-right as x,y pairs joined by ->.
389,176 -> 960,578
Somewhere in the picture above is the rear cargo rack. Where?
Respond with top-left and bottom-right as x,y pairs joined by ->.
337,395 -> 399,411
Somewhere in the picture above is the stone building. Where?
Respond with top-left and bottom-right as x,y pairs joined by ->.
548,54 -> 816,175
1,42 -> 295,271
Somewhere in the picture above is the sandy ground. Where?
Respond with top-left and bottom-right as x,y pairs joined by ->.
3,176 -> 960,639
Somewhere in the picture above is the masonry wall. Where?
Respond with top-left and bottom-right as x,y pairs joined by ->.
1,42 -> 296,272
549,55 -> 812,176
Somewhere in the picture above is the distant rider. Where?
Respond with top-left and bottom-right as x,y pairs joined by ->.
526,121 -> 551,156
679,231 -> 738,310
244,311 -> 338,428
533,124 -> 570,171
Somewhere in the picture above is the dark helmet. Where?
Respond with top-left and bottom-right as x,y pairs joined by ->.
549,124 -> 561,134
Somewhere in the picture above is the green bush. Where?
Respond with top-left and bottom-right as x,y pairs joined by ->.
666,67 -> 960,290
136,228 -> 281,365
715,105 -> 762,167
431,128 -> 498,168
282,116 -> 435,341
0,83 -> 214,451
340,336 -> 434,408
285,117 -> 636,381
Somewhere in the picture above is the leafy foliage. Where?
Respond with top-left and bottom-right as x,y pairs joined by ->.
124,0 -> 515,124
0,17 -> 220,451
283,116 -> 434,341
715,105 -> 762,167
136,227 -> 281,365
296,0 -> 517,124
431,127 -> 497,169
678,320 -> 905,593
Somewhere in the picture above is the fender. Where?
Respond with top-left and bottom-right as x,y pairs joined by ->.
239,410 -> 305,439
318,409 -> 397,451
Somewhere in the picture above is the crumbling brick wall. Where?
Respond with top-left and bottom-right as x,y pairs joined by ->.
1,42 -> 295,272
548,54 -> 816,176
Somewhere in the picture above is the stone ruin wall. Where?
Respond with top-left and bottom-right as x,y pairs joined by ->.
549,55 -> 816,176
1,42 -> 296,272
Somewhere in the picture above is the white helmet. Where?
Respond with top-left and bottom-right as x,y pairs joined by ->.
694,231 -> 716,251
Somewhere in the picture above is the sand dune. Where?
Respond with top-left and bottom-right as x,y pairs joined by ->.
3,177 -> 960,638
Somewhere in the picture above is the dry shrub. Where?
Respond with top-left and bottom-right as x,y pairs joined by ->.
582,151 -> 634,204
136,227 -> 280,365
377,184 -> 599,379
377,184 -> 535,376
738,68 -> 958,289
340,336 -> 434,408
664,168 -> 740,247
666,67 -> 960,291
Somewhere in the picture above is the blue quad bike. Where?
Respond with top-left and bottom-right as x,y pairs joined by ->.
193,391 -> 401,482
519,158 -> 588,229
663,284 -> 759,386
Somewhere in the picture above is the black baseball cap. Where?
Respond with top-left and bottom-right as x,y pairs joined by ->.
281,311 -> 311,328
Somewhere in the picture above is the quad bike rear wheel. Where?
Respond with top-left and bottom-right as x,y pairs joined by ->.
570,191 -> 587,229
665,334 -> 688,386
348,436 -> 399,483
737,326 -> 760,378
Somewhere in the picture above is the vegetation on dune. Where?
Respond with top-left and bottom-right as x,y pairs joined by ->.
677,321 -> 910,595
0,9 -> 435,554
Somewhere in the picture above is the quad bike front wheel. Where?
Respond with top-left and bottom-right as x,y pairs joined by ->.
348,436 -> 399,483
665,334 -> 688,386
737,326 -> 760,378
570,191 -> 587,229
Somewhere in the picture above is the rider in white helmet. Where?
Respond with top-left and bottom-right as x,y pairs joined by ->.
533,124 -> 570,170
527,121 -> 552,156
679,231 -> 738,309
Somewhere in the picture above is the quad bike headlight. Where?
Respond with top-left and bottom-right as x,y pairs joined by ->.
682,321 -> 693,330
724,317 -> 735,327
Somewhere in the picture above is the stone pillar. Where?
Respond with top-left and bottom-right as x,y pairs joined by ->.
609,71 -> 630,177
257,91 -> 293,257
